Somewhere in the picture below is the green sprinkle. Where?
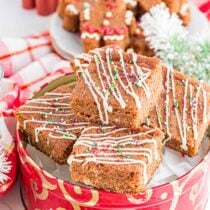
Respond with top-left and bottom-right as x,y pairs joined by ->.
116,147 -> 122,152
157,110 -> 162,118
135,82 -> 141,88
93,142 -> 97,148
182,80 -> 186,86
113,67 -> 118,75
173,101 -> 179,109
81,73 -> 85,79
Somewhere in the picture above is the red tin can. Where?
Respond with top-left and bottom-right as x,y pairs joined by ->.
36,0 -> 58,16
22,0 -> 58,15
22,0 -> 35,9
16,75 -> 210,210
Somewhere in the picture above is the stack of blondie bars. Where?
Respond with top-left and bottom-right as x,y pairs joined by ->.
16,45 -> 210,193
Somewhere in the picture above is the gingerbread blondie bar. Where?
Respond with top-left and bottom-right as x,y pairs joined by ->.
15,85 -> 89,164
70,46 -> 164,129
147,67 -> 210,157
68,126 -> 164,193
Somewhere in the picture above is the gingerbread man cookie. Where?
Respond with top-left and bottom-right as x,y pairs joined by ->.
80,0 -> 132,52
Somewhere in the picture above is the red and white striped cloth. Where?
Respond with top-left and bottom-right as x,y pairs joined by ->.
0,0 -> 209,197
0,32 -> 72,196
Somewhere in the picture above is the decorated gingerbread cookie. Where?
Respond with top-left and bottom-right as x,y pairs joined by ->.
80,0 -> 137,52
57,0 -> 94,32
56,0 -> 191,55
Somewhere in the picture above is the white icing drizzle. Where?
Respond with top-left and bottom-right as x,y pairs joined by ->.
132,53 -> 151,98
75,54 -> 92,63
32,96 -> 70,101
159,68 -> 207,150
103,34 -> 124,41
18,110 -> 74,116
68,127 -> 160,184
181,79 -> 188,150
170,72 -> 188,151
81,32 -> 100,41
20,94 -> 71,110
155,104 -> 162,130
27,100 -> 69,106
118,51 -> 150,108
21,105 -> 70,110
83,8 -> 90,21
180,3 -> 189,16
20,92 -> 90,143
76,48 -> 152,124
189,83 -> 203,140
74,54 -> 93,69
23,120 -> 89,130
35,127 -> 77,142
164,68 -> 171,139
44,93 -> 71,96
201,85 -> 207,124
66,4 -> 79,15
48,132 -> 78,140
81,126 -> 126,135
125,10 -> 133,25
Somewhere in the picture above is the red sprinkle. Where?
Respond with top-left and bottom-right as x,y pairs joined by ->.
105,1 -> 118,9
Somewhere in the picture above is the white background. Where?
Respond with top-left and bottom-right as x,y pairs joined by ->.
0,0 -> 209,209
